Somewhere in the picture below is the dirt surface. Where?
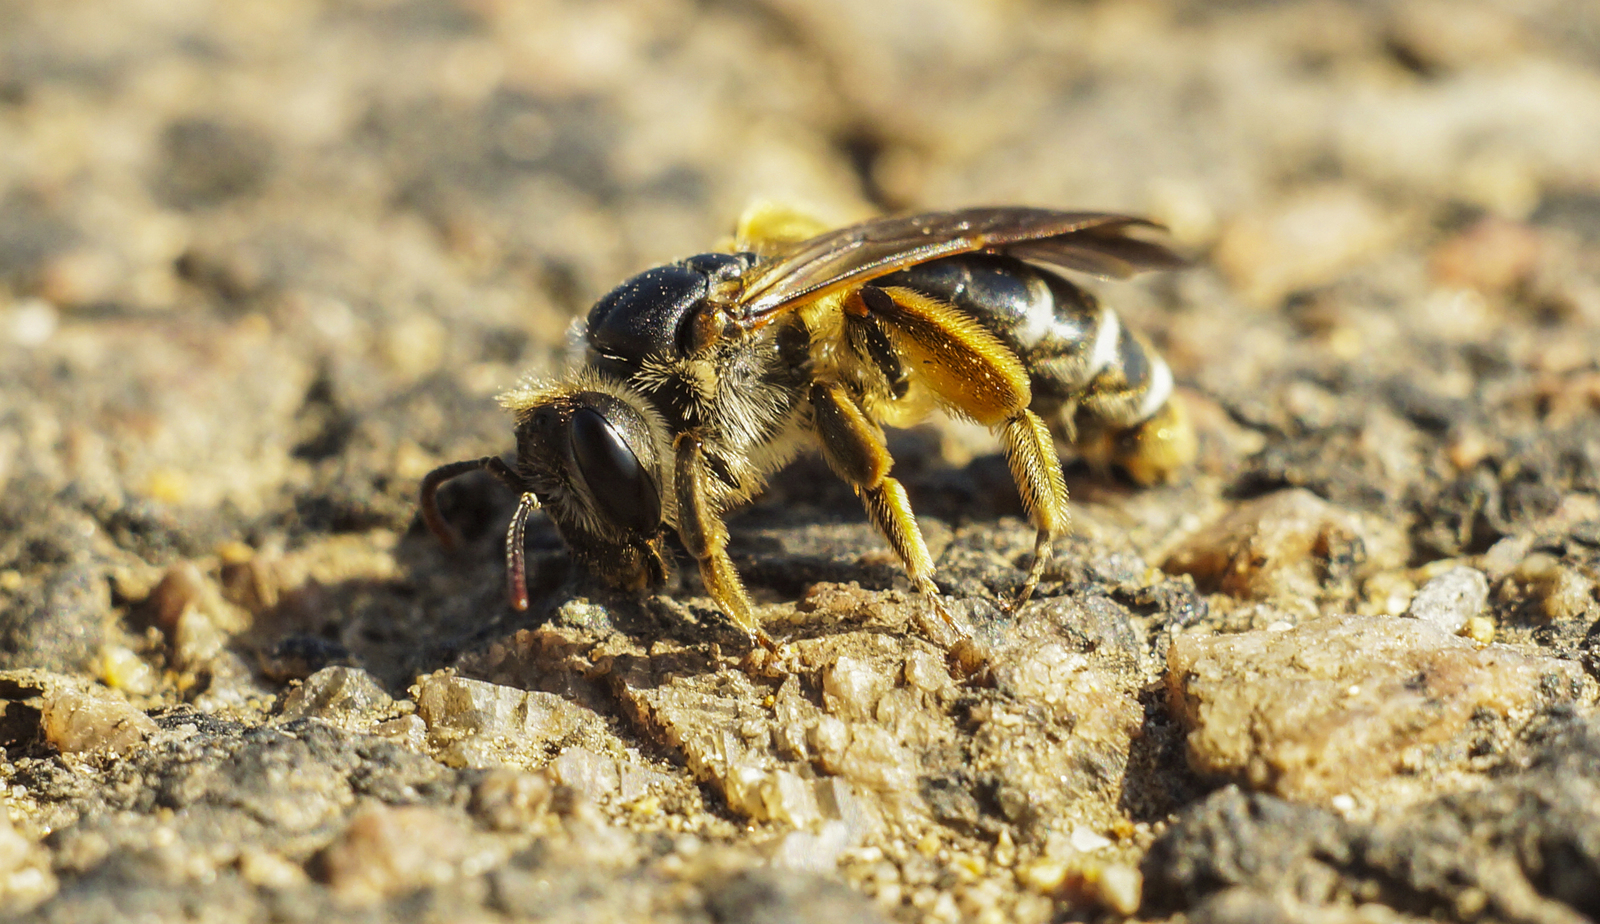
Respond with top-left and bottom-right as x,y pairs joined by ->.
3,1 -> 1600,921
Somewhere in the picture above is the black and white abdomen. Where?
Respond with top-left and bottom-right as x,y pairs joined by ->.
877,253 -> 1178,438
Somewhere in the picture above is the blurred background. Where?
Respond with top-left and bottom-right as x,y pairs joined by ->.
4,0 -> 1598,510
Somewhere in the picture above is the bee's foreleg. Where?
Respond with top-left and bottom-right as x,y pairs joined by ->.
810,382 -> 959,635
997,408 -> 1071,609
672,432 -> 777,652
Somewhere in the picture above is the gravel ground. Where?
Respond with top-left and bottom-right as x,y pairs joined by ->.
3,1 -> 1600,921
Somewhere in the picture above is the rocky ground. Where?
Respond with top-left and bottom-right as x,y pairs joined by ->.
3,0 -> 1600,921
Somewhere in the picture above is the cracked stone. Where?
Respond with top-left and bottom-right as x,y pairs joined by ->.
1167,614 -> 1595,802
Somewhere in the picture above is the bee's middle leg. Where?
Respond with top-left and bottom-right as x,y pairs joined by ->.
996,408 -> 1071,609
809,383 -> 958,633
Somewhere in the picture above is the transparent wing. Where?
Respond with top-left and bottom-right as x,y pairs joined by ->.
733,207 -> 1182,323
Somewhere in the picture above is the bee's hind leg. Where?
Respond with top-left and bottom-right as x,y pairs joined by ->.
845,286 -> 1066,615
997,408 -> 1071,610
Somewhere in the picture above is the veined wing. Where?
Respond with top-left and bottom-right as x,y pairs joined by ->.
733,207 -> 1182,323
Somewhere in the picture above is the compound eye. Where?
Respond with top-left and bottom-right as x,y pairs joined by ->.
569,407 -> 661,535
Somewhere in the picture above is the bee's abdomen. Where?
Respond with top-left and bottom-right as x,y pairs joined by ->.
877,254 -> 1175,431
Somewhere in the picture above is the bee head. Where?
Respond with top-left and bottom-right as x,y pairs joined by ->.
509,387 -> 670,595
420,385 -> 671,611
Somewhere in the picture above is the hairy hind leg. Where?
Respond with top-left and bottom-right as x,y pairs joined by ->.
997,408 -> 1071,608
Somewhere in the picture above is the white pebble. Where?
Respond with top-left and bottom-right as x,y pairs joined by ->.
1404,566 -> 1489,633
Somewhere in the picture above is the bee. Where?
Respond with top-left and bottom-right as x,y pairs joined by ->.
421,204 -> 1194,651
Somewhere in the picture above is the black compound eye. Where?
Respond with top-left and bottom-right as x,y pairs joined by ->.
569,407 -> 661,534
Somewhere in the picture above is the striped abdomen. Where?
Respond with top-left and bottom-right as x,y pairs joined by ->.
878,253 -> 1177,435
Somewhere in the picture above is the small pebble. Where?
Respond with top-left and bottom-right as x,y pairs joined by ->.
319,804 -> 472,904
1465,616 -> 1495,644
96,645 -> 156,695
238,848 -> 309,889
1016,857 -> 1069,893
470,768 -> 553,831
991,829 -> 1015,867
41,687 -> 158,756
1514,554 -> 1595,621
279,666 -> 393,724
551,747 -> 620,801
413,671 -> 596,759
1090,862 -> 1142,916
6,298 -> 58,346
1070,827 -> 1113,853
822,655 -> 888,721
1404,566 -> 1489,633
